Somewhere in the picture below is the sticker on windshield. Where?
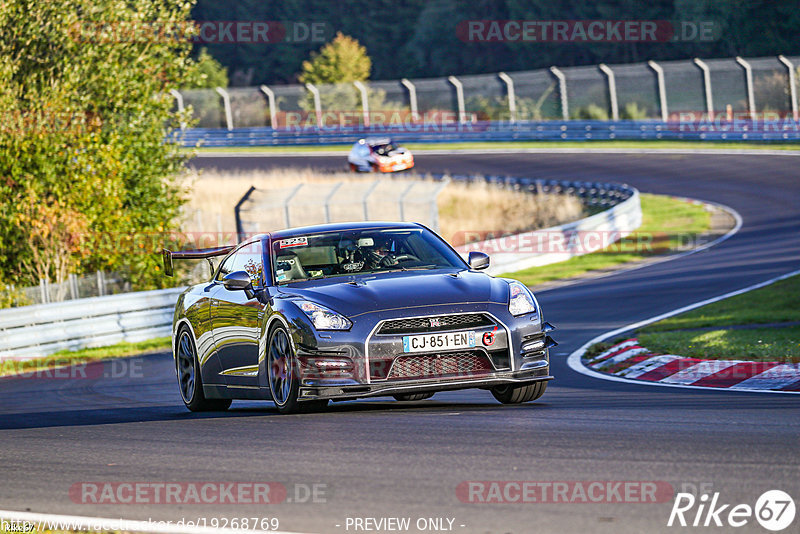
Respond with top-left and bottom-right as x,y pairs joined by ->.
342,262 -> 363,272
279,237 -> 308,249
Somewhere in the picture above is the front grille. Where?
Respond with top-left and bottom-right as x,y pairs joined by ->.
387,351 -> 494,380
377,314 -> 494,335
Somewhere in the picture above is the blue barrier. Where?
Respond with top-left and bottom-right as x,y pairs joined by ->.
180,120 -> 800,147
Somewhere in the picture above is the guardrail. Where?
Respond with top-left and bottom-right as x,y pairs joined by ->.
182,119 -> 800,147
467,189 -> 641,275
0,288 -> 184,361
437,174 -> 640,274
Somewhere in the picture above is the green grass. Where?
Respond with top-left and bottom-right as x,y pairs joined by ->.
629,274 -> 800,364
503,193 -> 712,286
187,140 -> 800,154
638,328 -> 800,364
0,337 -> 171,378
641,275 -> 800,332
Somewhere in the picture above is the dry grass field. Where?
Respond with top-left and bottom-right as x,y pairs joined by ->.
180,168 -> 584,246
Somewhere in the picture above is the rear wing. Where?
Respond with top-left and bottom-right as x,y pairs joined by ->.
161,246 -> 235,277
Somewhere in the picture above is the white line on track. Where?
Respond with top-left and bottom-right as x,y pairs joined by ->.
566,268 -> 800,395
193,148 -> 800,158
0,509 -> 313,534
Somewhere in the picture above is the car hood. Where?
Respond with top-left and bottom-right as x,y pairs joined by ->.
377,148 -> 410,159
276,269 -> 509,318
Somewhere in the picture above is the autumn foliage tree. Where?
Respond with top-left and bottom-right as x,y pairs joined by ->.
15,191 -> 89,297
0,0 -> 200,291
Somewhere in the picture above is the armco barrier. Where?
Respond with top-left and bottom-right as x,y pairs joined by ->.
463,188 -> 641,275
181,120 -> 800,147
0,288 -> 184,361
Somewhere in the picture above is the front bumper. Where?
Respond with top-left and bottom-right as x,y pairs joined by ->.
299,366 -> 552,401
377,156 -> 414,172
284,303 -> 554,401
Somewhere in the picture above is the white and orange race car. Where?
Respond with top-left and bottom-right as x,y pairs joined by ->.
347,138 -> 414,172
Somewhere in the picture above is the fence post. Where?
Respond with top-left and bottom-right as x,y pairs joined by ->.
549,67 -> 569,120
97,271 -> 106,297
234,185 -> 257,242
284,184 -> 304,228
735,56 -> 756,115
259,85 -> 278,129
693,58 -> 714,119
323,182 -> 343,223
362,180 -> 380,220
778,55 -> 798,121
398,182 -> 415,221
598,64 -> 619,121
401,78 -> 419,121
497,72 -> 516,123
169,89 -> 186,131
39,278 -> 47,304
431,176 -> 451,233
647,60 -> 669,122
305,83 -> 323,129
68,273 -> 77,300
448,76 -> 467,124
353,81 -> 370,127
215,87 -> 234,130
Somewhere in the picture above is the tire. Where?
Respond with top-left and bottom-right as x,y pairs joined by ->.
349,163 -> 358,172
393,393 -> 434,401
267,324 -> 305,414
175,327 -> 232,412
491,381 -> 547,405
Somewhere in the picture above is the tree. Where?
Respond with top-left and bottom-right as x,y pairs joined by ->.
185,47 -> 229,89
0,0 -> 199,290
299,32 -> 371,85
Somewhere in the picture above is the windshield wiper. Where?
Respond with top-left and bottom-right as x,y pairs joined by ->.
381,264 -> 438,273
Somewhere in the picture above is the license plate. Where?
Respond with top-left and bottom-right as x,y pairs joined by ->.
402,331 -> 476,353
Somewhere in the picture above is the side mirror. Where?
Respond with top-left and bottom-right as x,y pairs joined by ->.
468,251 -> 490,270
222,270 -> 253,291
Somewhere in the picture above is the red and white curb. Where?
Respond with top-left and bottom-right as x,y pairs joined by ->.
567,268 -> 800,395
586,338 -> 800,392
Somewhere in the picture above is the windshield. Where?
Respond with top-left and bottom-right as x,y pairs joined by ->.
271,228 -> 465,284
372,143 -> 395,156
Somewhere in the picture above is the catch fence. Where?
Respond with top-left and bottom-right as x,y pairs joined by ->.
175,55 -> 800,132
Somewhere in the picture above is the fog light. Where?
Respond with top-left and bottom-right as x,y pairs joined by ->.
521,339 -> 545,352
314,360 -> 351,369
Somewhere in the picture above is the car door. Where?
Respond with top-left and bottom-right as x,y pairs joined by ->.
210,240 -> 266,389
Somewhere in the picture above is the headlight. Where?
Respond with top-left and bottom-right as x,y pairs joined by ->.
296,300 -> 352,330
508,281 -> 537,316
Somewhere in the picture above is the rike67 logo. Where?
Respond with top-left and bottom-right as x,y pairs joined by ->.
668,490 -> 795,531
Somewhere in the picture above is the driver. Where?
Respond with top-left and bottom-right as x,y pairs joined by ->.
363,235 -> 398,269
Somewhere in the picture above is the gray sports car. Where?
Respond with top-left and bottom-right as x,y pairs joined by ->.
163,222 -> 555,414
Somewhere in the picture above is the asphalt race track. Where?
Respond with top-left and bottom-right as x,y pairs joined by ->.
1,151 -> 798,534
